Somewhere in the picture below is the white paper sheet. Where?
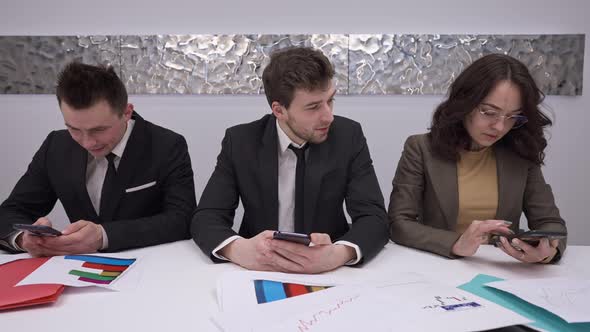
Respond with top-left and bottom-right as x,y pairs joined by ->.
213,271 -> 531,332
17,253 -> 140,291
487,277 -> 590,323
0,252 -> 32,265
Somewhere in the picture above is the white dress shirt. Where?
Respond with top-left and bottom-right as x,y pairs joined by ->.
213,119 -> 362,264
86,119 -> 135,249
10,119 -> 135,252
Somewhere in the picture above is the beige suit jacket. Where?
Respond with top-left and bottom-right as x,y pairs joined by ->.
388,134 -> 567,259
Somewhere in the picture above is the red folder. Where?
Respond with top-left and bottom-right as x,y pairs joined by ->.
0,257 -> 65,310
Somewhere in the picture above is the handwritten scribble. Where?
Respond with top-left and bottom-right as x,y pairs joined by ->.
423,295 -> 469,309
296,295 -> 361,331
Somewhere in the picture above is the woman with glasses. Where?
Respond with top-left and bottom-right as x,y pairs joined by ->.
388,54 -> 567,263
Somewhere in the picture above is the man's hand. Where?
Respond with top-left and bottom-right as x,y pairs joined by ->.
452,219 -> 513,257
17,217 -> 54,256
219,231 -> 356,273
219,230 -> 288,271
18,219 -> 103,257
269,233 -> 356,273
498,237 -> 558,263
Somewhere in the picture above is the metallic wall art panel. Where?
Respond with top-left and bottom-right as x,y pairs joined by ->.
348,34 -> 585,95
120,34 -> 348,94
0,34 -> 584,95
0,36 -> 120,94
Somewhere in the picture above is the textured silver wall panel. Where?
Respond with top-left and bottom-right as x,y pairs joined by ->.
0,34 -> 584,95
120,34 -> 348,94
348,34 -> 584,95
0,36 -> 120,94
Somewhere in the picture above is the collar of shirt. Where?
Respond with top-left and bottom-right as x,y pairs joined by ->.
275,118 -> 306,156
110,118 -> 135,160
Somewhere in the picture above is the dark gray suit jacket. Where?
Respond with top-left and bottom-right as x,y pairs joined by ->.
388,134 -> 567,259
0,113 -> 196,252
192,114 -> 388,263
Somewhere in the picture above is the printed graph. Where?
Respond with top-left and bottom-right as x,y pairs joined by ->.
65,255 -> 136,285
422,295 -> 482,312
254,280 -> 331,304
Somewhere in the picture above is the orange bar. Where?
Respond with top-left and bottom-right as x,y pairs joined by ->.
284,283 -> 309,297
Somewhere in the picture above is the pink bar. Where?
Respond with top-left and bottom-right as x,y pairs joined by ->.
78,277 -> 112,284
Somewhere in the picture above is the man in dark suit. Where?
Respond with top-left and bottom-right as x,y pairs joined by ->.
0,62 -> 196,255
192,47 -> 388,273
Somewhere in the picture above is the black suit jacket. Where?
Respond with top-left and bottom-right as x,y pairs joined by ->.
192,114 -> 388,263
0,112 -> 196,252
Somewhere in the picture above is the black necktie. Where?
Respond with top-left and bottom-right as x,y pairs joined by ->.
99,153 -> 117,216
288,144 -> 308,233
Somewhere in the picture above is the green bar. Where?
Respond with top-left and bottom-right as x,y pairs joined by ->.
69,269 -> 117,281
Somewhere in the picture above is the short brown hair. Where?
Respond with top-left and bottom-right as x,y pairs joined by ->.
56,62 -> 128,116
429,53 -> 552,165
262,47 -> 335,109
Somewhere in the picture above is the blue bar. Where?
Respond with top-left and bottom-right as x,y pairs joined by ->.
262,280 -> 286,303
64,255 -> 136,266
254,280 -> 267,304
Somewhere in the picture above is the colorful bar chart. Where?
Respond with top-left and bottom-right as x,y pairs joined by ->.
65,255 -> 136,285
254,280 -> 331,304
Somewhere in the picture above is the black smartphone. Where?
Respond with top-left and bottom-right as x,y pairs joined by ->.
513,230 -> 567,246
491,230 -> 566,247
272,231 -> 311,246
13,224 -> 62,237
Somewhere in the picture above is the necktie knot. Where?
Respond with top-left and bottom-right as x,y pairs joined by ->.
106,152 -> 116,163
288,144 -> 308,160
105,153 -> 117,173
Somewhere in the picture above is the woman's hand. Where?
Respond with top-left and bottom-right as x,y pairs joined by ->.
452,219 -> 513,257
497,237 -> 559,263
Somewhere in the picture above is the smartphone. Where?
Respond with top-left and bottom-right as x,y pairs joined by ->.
13,224 -> 62,237
491,230 -> 566,247
272,231 -> 311,246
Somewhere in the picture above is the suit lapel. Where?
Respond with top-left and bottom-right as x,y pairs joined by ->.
494,145 -> 522,222
258,115 -> 279,231
426,153 -> 459,229
303,142 -> 329,233
100,113 -> 146,222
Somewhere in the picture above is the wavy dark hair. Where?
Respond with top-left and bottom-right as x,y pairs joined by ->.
262,47 -> 334,109
429,53 -> 552,165
56,62 -> 128,116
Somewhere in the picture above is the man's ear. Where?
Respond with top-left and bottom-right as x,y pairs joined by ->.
122,103 -> 134,120
271,101 -> 285,119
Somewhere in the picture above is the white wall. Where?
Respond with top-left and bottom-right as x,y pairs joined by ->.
1,0 -> 588,244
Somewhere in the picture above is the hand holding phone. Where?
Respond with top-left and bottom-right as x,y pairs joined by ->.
491,230 -> 566,248
13,224 -> 62,237
272,231 -> 311,246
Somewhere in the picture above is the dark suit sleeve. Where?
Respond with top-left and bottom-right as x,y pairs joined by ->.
523,164 -> 567,261
339,124 -> 389,263
101,136 -> 196,251
0,133 -> 58,252
191,130 -> 240,261
388,136 -> 461,258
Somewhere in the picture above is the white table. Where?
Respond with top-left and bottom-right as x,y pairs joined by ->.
1,240 -> 589,331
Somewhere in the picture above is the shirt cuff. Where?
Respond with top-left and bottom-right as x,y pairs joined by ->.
211,235 -> 243,261
9,231 -> 25,252
99,225 -> 109,250
334,240 -> 362,265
